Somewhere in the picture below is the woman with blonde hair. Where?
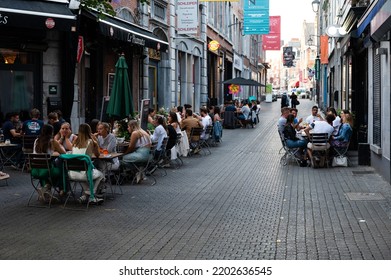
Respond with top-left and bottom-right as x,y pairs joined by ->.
122,120 -> 151,164
331,113 -> 353,147
68,123 -> 104,204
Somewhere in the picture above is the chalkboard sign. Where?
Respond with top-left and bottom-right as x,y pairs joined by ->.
107,73 -> 115,96
140,99 -> 150,131
100,96 -> 110,121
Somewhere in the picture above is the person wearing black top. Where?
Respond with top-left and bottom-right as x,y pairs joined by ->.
290,92 -> 298,108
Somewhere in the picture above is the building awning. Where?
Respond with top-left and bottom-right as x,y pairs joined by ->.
0,0 -> 76,31
84,10 -> 168,52
355,0 -> 387,37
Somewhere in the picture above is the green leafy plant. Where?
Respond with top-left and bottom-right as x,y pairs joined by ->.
81,0 -> 115,16
113,118 -> 130,140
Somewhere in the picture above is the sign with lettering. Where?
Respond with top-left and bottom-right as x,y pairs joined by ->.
0,13 -> 8,25
77,36 -> 84,63
49,85 -> 57,95
127,33 -> 145,47
177,0 -> 198,34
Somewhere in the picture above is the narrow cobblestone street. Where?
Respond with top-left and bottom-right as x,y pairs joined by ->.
0,99 -> 390,260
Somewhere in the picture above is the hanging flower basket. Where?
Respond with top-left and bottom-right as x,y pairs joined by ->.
228,84 -> 241,95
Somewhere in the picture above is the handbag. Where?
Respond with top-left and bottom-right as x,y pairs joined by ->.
295,100 -> 300,105
332,156 -> 348,167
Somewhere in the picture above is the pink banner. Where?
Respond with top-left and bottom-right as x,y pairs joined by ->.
262,16 -> 281,51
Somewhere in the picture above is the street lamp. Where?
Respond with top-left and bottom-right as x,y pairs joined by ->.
307,35 -> 320,46
311,0 -> 321,107
312,0 -> 320,13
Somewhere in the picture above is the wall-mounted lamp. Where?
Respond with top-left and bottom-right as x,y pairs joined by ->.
312,0 -> 320,13
325,24 -> 347,37
218,56 -> 224,71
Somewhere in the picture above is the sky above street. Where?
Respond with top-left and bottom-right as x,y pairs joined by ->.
270,0 -> 316,42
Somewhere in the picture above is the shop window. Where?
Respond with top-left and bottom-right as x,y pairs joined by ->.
0,49 -> 36,121
0,70 -> 34,116
0,49 -> 31,65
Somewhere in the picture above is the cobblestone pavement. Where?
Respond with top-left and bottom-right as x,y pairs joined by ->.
0,99 -> 391,260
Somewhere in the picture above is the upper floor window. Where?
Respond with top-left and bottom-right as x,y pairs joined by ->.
116,7 -> 135,23
152,0 -> 167,22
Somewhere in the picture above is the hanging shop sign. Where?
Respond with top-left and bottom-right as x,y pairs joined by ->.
208,40 -> 220,51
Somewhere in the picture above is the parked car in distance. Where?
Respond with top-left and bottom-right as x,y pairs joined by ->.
299,90 -> 310,99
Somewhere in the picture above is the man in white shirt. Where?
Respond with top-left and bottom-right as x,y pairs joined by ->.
195,107 -> 212,139
305,105 -> 323,124
304,114 -> 335,166
327,107 -> 341,135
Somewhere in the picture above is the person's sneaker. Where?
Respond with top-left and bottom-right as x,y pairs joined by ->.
89,197 -> 104,205
78,195 -> 88,204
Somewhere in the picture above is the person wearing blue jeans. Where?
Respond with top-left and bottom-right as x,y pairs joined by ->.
283,114 -> 308,165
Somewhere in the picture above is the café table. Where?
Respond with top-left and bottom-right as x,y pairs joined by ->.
93,152 -> 124,197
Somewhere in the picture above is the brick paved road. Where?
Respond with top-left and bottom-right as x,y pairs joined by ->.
0,99 -> 390,260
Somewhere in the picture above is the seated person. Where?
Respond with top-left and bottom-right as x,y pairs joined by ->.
32,124 -> 66,201
68,123 -> 105,204
278,107 -> 290,135
194,107 -> 212,139
90,119 -> 100,136
331,113 -> 353,147
237,101 -> 250,126
224,101 -> 237,112
95,122 -> 119,171
326,107 -> 341,136
122,120 -> 152,165
2,112 -> 22,144
305,105 -> 323,124
147,108 -> 156,132
22,108 -> 44,136
47,112 -> 62,136
176,106 -> 183,123
2,112 -> 23,168
54,122 -> 77,152
283,114 -> 308,165
181,109 -> 203,145
304,114 -> 335,163
290,108 -> 303,130
150,115 -> 168,159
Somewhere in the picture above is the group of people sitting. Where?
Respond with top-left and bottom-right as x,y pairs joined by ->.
278,105 -> 353,167
1,103 -> 225,204
0,108 -> 68,180
147,105 -> 223,154
222,100 -> 260,128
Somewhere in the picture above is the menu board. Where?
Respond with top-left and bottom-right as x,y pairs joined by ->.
140,99 -> 150,131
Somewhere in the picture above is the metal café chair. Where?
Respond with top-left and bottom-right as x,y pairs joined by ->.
308,133 -> 330,168
27,153 -> 56,208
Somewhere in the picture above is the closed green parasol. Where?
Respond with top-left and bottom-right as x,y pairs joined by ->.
106,55 -> 134,119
